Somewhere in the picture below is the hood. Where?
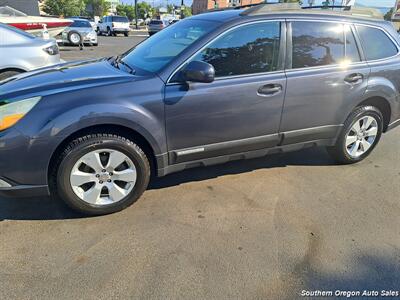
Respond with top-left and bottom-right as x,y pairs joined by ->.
0,59 -> 135,101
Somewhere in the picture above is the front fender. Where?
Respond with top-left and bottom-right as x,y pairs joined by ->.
36,103 -> 166,155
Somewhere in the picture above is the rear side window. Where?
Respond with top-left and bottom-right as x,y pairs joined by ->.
291,22 -> 360,69
191,22 -> 281,77
356,25 -> 398,61
150,20 -> 163,25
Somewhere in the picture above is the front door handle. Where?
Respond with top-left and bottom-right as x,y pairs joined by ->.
344,73 -> 364,85
257,84 -> 282,97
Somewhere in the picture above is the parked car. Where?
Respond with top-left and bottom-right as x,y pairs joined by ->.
148,19 -> 170,35
69,16 -> 97,31
1,4 -> 400,215
97,15 -> 130,36
61,18 -> 98,46
0,23 -> 60,80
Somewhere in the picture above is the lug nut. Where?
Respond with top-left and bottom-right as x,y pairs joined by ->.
102,169 -> 106,173
109,172 -> 113,176
107,179 -> 112,183
99,180 -> 103,184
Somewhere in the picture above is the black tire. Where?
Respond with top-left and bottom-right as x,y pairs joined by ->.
107,27 -> 112,36
124,32 -> 129,37
67,30 -> 82,45
54,133 -> 151,215
0,70 -> 23,81
92,43 -> 98,46
327,106 -> 383,164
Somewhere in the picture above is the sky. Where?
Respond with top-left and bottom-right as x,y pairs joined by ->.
121,0 -> 397,10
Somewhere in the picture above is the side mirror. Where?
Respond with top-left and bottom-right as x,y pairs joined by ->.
181,61 -> 215,83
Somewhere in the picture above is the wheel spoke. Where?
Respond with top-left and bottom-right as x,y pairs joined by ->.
365,126 -> 378,137
83,184 -> 102,204
361,139 -> 371,152
352,120 -> 361,133
346,135 -> 357,147
363,116 -> 374,129
70,170 -> 96,186
108,183 -> 128,202
81,152 -> 104,172
113,168 -> 137,183
349,140 -> 361,156
106,151 -> 127,169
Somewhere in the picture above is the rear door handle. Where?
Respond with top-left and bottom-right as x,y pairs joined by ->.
344,73 -> 364,85
257,84 -> 282,97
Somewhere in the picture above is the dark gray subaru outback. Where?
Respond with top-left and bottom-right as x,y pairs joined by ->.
1,4 -> 400,214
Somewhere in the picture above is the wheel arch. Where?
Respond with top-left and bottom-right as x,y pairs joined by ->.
48,124 -> 159,185
0,67 -> 26,74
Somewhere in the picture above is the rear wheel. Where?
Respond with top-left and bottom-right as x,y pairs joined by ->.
107,27 -> 112,36
55,133 -> 151,215
124,32 -> 129,37
327,106 -> 383,164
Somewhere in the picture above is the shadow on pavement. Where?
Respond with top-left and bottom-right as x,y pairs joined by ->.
0,147 -> 334,221
150,147 -> 335,190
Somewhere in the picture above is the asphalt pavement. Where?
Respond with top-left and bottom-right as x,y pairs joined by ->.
1,35 -> 400,300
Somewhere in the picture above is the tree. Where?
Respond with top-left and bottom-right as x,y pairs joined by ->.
116,4 -> 136,21
85,0 -> 110,17
384,8 -> 394,21
181,6 -> 192,17
136,2 -> 154,19
43,0 -> 85,17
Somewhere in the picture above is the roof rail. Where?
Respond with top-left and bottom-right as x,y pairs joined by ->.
303,5 -> 383,19
240,3 -> 301,16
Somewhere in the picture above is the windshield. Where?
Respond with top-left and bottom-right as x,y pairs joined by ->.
71,20 -> 91,28
122,19 -> 219,73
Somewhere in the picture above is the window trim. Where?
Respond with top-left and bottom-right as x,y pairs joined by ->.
285,19 -> 400,72
166,19 -> 286,85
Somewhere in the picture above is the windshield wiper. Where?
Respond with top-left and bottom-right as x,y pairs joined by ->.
109,55 -> 135,74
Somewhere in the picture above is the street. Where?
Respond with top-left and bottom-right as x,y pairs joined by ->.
1,35 -> 400,299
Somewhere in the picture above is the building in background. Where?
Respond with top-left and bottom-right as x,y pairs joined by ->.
192,0 -> 263,15
0,0 -> 39,16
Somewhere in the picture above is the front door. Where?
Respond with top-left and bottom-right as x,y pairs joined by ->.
165,21 -> 287,164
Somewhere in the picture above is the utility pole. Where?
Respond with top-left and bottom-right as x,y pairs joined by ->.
135,0 -> 138,29
180,0 -> 184,19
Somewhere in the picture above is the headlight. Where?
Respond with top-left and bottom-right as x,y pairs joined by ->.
0,96 -> 41,131
43,44 -> 59,55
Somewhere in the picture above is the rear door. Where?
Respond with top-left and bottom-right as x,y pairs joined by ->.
280,20 -> 370,145
164,21 -> 288,164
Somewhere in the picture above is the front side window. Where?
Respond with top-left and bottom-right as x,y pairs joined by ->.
189,22 -> 281,77
71,20 -> 91,28
291,21 -> 360,69
356,25 -> 398,61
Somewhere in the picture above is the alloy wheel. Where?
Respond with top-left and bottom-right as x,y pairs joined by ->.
70,33 -> 81,44
70,149 -> 137,205
345,115 -> 378,158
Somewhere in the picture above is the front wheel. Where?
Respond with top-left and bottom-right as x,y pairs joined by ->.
327,106 -> 383,164
55,134 -> 151,215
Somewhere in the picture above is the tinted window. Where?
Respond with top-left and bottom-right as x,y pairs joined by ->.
112,16 -> 129,22
122,19 -> 218,73
190,22 -> 281,77
292,22 -> 345,68
150,20 -> 163,25
71,20 -> 91,28
356,25 -> 398,60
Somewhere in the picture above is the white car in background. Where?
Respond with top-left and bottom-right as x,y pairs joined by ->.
97,15 -> 130,36
0,23 -> 60,80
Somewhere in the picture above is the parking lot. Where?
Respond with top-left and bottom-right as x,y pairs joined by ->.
1,35 -> 400,299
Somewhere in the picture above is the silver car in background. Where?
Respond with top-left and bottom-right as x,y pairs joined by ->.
61,19 -> 98,46
148,19 -> 170,36
0,23 -> 60,80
